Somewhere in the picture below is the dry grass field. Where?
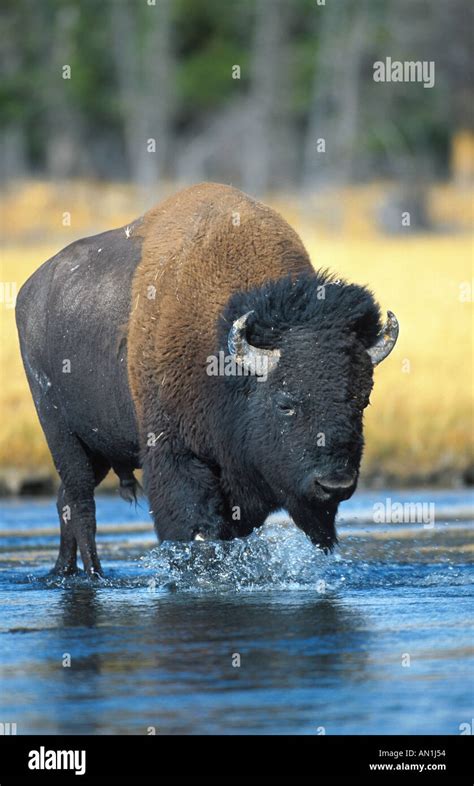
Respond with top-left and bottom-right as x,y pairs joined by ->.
1,181 -> 472,486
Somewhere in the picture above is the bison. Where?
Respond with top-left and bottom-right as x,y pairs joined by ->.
16,183 -> 398,577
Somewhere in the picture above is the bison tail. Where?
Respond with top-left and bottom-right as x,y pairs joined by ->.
118,473 -> 142,505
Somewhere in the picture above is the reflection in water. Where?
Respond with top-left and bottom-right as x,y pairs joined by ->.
61,587 -> 103,628
37,588 -> 371,734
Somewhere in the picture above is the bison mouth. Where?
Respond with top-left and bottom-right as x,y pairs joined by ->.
307,527 -> 338,554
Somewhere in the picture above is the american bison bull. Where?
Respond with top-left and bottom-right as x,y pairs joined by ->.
16,183 -> 398,576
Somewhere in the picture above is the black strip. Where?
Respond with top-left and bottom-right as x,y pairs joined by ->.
0,734 -> 471,785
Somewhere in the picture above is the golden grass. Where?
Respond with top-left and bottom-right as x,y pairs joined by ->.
0,181 -> 472,483
0,243 -> 59,472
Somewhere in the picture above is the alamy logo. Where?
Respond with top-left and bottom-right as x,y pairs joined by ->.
0,282 -> 17,309
0,722 -> 17,734
28,746 -> 86,776
206,351 -> 270,382
373,498 -> 435,528
373,57 -> 435,88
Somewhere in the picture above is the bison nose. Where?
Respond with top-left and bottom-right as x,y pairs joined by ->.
308,470 -> 358,501
317,471 -> 357,491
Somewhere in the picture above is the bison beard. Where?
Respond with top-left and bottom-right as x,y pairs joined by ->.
15,183 -> 398,576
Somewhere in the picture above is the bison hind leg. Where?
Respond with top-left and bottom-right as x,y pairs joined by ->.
53,483 -> 79,576
50,452 -> 110,578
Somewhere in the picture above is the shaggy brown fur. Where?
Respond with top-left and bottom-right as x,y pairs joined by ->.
128,182 -> 312,446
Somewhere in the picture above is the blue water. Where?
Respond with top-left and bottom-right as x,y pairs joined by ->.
0,489 -> 472,735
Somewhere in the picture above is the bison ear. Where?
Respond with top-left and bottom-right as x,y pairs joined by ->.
228,311 -> 280,375
367,311 -> 399,366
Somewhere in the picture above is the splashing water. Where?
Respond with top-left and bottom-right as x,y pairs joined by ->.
141,517 -> 331,592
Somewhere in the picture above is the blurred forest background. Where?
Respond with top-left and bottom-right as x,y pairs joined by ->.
0,0 -> 473,491
1,0 -> 473,191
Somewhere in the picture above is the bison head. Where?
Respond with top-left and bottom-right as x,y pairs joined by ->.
221,273 -> 398,551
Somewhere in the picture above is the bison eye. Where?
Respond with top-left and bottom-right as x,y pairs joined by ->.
275,394 -> 297,416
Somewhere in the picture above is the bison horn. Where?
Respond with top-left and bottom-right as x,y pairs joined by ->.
228,311 -> 280,376
367,311 -> 399,366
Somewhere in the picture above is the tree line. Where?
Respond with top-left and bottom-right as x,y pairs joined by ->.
1,0 -> 472,192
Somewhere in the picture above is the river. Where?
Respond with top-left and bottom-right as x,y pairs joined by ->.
0,489 -> 472,735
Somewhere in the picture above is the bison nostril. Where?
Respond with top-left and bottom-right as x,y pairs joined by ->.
315,472 -> 357,493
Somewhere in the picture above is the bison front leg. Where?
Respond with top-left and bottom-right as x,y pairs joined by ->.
143,440 -> 230,543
